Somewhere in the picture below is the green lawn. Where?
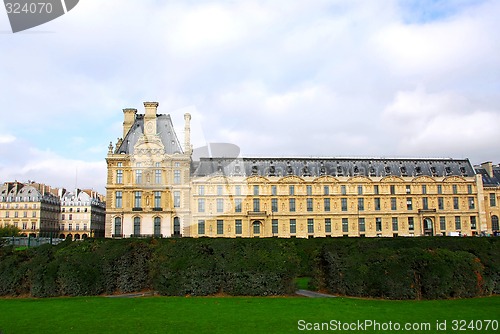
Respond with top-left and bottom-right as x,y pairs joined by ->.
0,296 -> 499,333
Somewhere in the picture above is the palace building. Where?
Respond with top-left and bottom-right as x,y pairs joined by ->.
105,102 -> 499,238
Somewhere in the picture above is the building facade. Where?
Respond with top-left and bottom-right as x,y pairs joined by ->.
105,102 -> 499,238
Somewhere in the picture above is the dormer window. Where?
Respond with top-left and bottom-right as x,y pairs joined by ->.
337,165 -> 343,176
415,166 -> 422,176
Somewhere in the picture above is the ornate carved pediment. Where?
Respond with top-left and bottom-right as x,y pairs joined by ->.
132,134 -> 165,157
412,175 -> 436,183
312,175 -> 339,183
245,176 -> 269,183
443,176 -> 466,183
207,176 -> 232,184
380,176 -> 405,183
277,175 -> 305,184
347,176 -> 372,183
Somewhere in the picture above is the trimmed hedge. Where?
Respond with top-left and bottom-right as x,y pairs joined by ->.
0,237 -> 498,299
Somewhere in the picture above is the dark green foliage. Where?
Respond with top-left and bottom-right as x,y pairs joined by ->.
0,224 -> 20,237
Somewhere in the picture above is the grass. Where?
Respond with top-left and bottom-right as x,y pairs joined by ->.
0,296 -> 498,333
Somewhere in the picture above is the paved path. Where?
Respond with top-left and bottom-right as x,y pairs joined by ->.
295,290 -> 336,298
106,291 -> 154,298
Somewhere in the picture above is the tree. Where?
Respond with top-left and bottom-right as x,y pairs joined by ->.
0,225 -> 21,238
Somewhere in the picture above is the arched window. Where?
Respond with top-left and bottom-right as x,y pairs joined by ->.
173,217 -> 180,236
253,221 -> 261,234
154,217 -> 161,237
134,217 -> 141,236
492,215 -> 499,231
114,217 -> 122,236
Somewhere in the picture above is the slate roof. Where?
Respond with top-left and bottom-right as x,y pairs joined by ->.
191,157 -> 475,179
475,166 -> 500,187
115,114 -> 183,155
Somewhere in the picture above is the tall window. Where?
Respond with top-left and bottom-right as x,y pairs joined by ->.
455,216 -> 461,230
423,197 -> 428,210
392,217 -> 398,231
174,191 -> 180,208
134,191 -> 142,208
271,185 -> 277,196
325,218 -> 331,233
341,185 -> 346,195
289,185 -> 295,195
324,198 -> 330,212
116,169 -> 123,184
253,198 -> 260,212
217,220 -> 224,235
406,198 -> 413,210
253,185 -> 259,196
155,169 -> 162,184
154,191 -> 161,208
198,220 -> 205,235
341,198 -> 347,211
217,185 -> 223,196
408,217 -> 414,231
217,198 -> 224,213
437,185 -> 443,194
290,219 -> 296,234
357,198 -> 364,211
467,185 -> 473,194
307,219 -> 314,234
174,170 -> 181,184
135,168 -> 142,184
357,185 -> 363,195
307,198 -> 313,212
289,198 -> 296,212
198,185 -> 205,195
235,198 -> 242,213
374,198 -> 380,211
235,220 -> 242,234
470,216 -> 477,230
154,217 -> 161,236
342,218 -> 348,233
374,185 -> 379,195
438,197 -> 444,210
439,217 -> 446,231
452,185 -> 458,194
492,215 -> 499,230
324,186 -> 329,195
376,217 -> 382,232
235,185 -> 241,196
114,217 -> 121,236
406,185 -> 411,194
253,222 -> 260,234
272,198 -> 278,212
133,217 -> 140,236
358,218 -> 365,232
115,191 -> 122,209
453,197 -> 459,210
422,185 -> 427,194
198,198 -> 205,212
468,197 -> 475,210
490,193 -> 497,207
307,185 -> 312,196
391,197 -> 397,210
390,185 -> 395,195
272,219 -> 278,234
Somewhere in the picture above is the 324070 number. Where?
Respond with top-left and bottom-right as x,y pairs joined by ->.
5,2 -> 53,14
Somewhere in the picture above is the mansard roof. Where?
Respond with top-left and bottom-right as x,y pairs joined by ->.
115,114 -> 183,155
191,157 -> 475,179
475,166 -> 500,187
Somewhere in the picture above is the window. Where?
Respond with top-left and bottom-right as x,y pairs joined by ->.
135,169 -> 142,184
32,211 -> 36,218
358,218 -> 365,232
174,191 -> 180,208
271,198 -> 278,212
253,222 -> 260,234
289,198 -> 296,212
392,217 -> 398,231
391,197 -> 397,210
307,185 -> 312,196
217,220 -> 224,235
374,185 -> 379,195
408,217 -> 414,231
468,197 -> 475,210
235,199 -> 242,213
22,222 -> 27,229
115,191 -> 123,209
154,217 -> 161,236
217,185 -> 223,196
199,185 -> 205,196
69,214 -> 72,220
307,198 -> 313,212
341,185 -> 346,195
253,185 -> 259,196
23,211 -> 27,218
438,197 -> 444,210
407,198 -> 413,210
376,217 -> 382,232
406,185 -> 411,194
134,191 -> 142,208
154,191 -> 161,208
341,198 -> 347,211
452,185 -> 458,194
217,198 -> 224,213
61,214 -> 65,220
116,169 -> 123,184
155,169 -> 162,184
455,216 -> 461,230
83,223 -> 87,231
289,185 -> 295,195
422,197 -> 428,210
342,218 -> 348,233
272,185 -> 277,196
390,185 -> 395,195
290,219 -> 296,234
235,220 -> 242,234
198,220 -> 205,235
133,217 -> 141,236
357,198 -> 364,211
114,217 -> 121,235
324,186 -> 329,195
440,217 -> 446,231
174,170 -> 181,184
453,197 -> 459,210
325,218 -> 331,233
198,199 -> 205,212
253,198 -> 260,212
324,198 -> 330,212
437,185 -> 443,194
470,216 -> 477,230
272,219 -> 278,234
235,185 -> 241,196
467,185 -> 473,194
490,193 -> 497,207
14,211 -> 18,218
357,185 -> 363,195
492,215 -> 499,230
307,219 -> 314,234
422,185 -> 427,194
374,198 -> 380,211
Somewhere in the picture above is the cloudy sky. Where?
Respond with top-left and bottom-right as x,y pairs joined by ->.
1,0 -> 499,193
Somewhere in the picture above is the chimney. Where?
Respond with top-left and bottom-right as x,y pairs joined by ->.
123,108 -> 137,138
143,102 -> 159,137
481,161 -> 493,178
184,113 -> 191,155
144,102 -> 159,119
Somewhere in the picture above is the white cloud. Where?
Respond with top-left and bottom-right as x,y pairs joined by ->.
0,135 -> 16,144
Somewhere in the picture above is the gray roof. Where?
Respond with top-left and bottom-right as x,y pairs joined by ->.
192,157 -> 475,179
115,114 -> 183,155
475,166 -> 500,187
